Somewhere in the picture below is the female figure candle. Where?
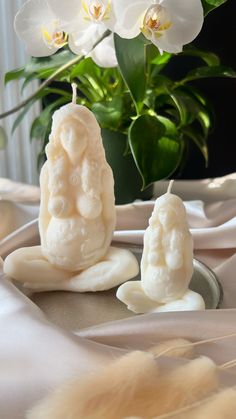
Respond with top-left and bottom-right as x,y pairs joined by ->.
39,95 -> 115,271
4,86 -> 139,292
117,181 -> 205,312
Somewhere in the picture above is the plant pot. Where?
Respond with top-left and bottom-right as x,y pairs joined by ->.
101,128 -> 153,205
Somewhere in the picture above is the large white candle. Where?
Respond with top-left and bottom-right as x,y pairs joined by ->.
4,86 -> 139,292
39,88 -> 116,271
117,181 -> 205,312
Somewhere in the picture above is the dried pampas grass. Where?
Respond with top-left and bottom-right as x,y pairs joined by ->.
27,351 -> 159,419
28,334 -> 236,419
184,388 -> 236,419
148,339 -> 194,359
155,387 -> 236,419
28,354 -> 217,419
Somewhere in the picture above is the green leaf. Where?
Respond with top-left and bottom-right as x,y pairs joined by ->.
42,87 -> 71,98
36,119 -> 52,171
30,118 -> 46,141
129,114 -> 182,188
12,99 -> 36,134
92,96 -> 123,129
156,116 -> 178,137
114,33 -> 147,114
205,0 -> 227,4
197,109 -> 212,137
25,49 -> 76,73
170,90 -> 201,126
152,75 -> 173,95
21,73 -> 38,92
146,44 -> 172,74
12,89 -> 52,133
151,51 -> 172,66
182,126 -> 208,165
70,57 -> 100,79
184,65 -> 236,82
181,46 -> 220,67
179,84 -> 207,106
5,68 -> 25,84
0,126 -> 7,149
31,98 -> 68,169
201,0 -> 228,15
34,68 -> 70,82
71,59 -> 108,102
30,97 -> 68,141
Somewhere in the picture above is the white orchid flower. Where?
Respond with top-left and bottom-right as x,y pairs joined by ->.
50,0 -> 116,56
14,0 -> 69,57
15,0 -> 117,67
69,24 -> 117,68
113,0 -> 204,53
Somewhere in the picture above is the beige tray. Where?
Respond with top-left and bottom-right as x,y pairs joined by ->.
32,245 -> 222,331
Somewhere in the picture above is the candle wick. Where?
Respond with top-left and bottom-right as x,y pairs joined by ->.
72,83 -> 77,104
167,179 -> 174,194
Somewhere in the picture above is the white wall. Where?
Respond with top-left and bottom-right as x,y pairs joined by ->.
0,0 -> 41,185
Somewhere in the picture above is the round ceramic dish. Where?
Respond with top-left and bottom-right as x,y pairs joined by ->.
32,244 -> 223,331
192,259 -> 223,309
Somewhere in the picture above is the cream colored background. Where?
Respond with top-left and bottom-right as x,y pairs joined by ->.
0,0 -> 40,184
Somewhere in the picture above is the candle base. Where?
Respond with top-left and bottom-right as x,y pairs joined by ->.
117,281 -> 205,313
3,245 -> 139,293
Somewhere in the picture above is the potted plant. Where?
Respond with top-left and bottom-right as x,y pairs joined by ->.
1,0 -> 235,203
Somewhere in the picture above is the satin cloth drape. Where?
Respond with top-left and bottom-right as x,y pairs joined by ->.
1,174 -> 236,418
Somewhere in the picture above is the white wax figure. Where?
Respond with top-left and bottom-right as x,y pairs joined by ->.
39,103 -> 114,271
4,96 -> 138,292
117,182 -> 205,313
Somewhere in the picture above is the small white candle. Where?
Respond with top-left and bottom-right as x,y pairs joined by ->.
141,179 -> 193,302
117,181 -> 205,312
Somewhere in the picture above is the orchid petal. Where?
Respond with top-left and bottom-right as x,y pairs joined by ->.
149,0 -> 203,53
46,0 -> 81,24
22,31 -> 58,57
113,0 -> 203,53
15,0 -> 55,24
103,4 -> 117,32
114,0 -> 150,38
51,0 -> 116,33
48,0 -> 89,33
89,34 -> 117,67
69,24 -> 106,55
14,0 -> 59,57
161,0 -> 204,45
113,0 -> 149,21
152,36 -> 182,54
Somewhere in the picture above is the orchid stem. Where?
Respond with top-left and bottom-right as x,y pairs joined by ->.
0,29 -> 111,120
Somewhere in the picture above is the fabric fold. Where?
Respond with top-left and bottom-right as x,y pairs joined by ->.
1,175 -> 236,418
